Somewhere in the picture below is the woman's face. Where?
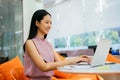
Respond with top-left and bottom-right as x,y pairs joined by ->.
37,14 -> 52,35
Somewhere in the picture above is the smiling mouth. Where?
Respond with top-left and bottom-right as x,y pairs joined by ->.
46,29 -> 50,33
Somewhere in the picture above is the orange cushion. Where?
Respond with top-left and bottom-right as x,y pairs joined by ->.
52,74 -> 100,80
54,70 -> 99,80
56,53 -> 65,60
52,76 -> 58,80
96,75 -> 104,80
54,70 -> 75,78
71,75 -> 98,80
10,67 -> 29,80
0,56 -> 24,80
106,53 -> 120,63
0,73 -> 4,80
0,69 -> 12,80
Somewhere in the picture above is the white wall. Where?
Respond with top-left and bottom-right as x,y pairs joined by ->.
46,0 -> 120,39
23,0 -> 44,42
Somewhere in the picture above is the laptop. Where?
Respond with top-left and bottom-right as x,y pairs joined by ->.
79,38 -> 112,67
90,38 -> 112,67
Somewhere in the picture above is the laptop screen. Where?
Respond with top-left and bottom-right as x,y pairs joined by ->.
90,38 -> 112,67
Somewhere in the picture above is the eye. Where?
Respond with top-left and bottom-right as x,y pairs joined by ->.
45,21 -> 49,24
50,22 -> 52,24
45,22 -> 49,24
45,21 -> 52,25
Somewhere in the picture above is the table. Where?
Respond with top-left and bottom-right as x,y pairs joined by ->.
58,63 -> 120,80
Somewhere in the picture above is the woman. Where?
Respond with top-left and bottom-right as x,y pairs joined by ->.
23,9 -> 91,80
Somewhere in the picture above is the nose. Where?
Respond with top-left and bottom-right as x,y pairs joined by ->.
48,23 -> 52,29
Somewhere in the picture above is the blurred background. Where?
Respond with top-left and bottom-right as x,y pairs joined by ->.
0,0 -> 120,63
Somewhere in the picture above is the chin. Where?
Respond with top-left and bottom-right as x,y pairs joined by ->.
45,31 -> 49,34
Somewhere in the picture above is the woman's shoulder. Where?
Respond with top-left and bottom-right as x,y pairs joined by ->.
26,39 -> 32,42
25,39 -> 36,51
25,39 -> 34,46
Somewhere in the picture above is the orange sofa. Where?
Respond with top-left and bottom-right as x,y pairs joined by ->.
0,53 -> 119,80
0,56 -> 29,80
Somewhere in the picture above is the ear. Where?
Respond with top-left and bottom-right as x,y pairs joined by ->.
35,21 -> 40,27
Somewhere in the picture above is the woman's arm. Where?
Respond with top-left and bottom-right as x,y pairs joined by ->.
25,40 -> 91,72
52,48 -> 62,62
25,40 -> 67,71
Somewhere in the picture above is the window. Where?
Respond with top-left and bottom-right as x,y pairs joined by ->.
0,0 -> 23,60
51,27 -> 120,51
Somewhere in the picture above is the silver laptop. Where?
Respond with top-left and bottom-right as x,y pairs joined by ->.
90,38 -> 112,67
78,38 -> 112,67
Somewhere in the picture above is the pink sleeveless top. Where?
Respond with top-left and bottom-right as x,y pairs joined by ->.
24,36 -> 55,80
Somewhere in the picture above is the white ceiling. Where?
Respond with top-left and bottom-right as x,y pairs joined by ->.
43,0 -> 69,8
43,0 -> 54,4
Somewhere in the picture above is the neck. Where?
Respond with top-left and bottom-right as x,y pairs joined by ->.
36,31 -> 44,40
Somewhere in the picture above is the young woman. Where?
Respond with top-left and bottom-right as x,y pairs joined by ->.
23,9 -> 91,80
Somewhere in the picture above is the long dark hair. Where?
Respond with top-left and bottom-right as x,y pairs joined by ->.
23,9 -> 51,51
